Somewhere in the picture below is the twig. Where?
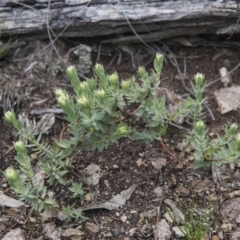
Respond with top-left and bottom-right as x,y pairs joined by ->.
59,125 -> 68,141
206,62 -> 240,88
46,0 -> 67,68
117,0 -> 155,54
165,46 -> 215,121
227,15 -> 240,40
160,139 -> 191,167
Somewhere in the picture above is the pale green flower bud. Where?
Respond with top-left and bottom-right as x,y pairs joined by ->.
5,167 -> 19,187
96,89 -> 105,98
57,95 -> 68,107
138,66 -> 146,76
121,80 -> 130,90
14,141 -> 26,155
55,89 -> 65,98
156,53 -> 163,62
117,126 -> 128,135
77,96 -> 89,107
229,123 -> 238,135
109,73 -> 118,85
204,147 -> 214,161
195,121 -> 205,131
95,63 -> 104,74
235,133 -> 240,146
79,82 -> 89,91
66,66 -> 78,80
4,111 -> 16,124
194,73 -> 205,86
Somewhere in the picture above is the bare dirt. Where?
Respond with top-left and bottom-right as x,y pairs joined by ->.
1,35 -> 240,240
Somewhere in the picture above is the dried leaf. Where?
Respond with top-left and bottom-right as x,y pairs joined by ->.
32,113 -> 55,135
80,184 -> 138,211
164,198 -> 185,223
212,164 -> 229,189
149,157 -> 167,170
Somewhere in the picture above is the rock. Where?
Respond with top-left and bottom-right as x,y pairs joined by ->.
105,232 -> 113,238
83,193 -> 93,202
221,223 -> 233,232
230,228 -> 240,240
217,231 -> 224,240
129,228 -> 137,236
139,208 -> 157,223
172,226 -> 185,238
2,228 -> 25,240
112,164 -> 119,169
56,211 -> 67,221
154,187 -> 163,197
153,219 -> 171,240
220,198 -> 240,222
164,212 -> 174,223
80,164 -> 102,186
84,222 -> 100,237
110,224 -> 124,238
0,191 -> 25,208
61,228 -> 84,239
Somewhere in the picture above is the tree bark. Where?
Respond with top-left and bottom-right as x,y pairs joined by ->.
1,0 -> 240,42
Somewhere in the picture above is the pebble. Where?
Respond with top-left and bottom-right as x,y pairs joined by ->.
172,226 -> 185,238
154,187 -> 163,197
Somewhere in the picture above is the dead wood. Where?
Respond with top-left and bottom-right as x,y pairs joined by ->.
0,0 -> 240,42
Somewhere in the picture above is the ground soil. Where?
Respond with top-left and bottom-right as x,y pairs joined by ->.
1,35 -> 240,240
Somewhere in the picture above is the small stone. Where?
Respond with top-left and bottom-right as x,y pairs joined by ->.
231,228 -> 240,240
0,216 -> 10,224
212,235 -> 219,240
84,222 -> 100,237
153,219 -> 171,240
57,211 -> 67,221
2,228 -> 25,240
113,164 -> 119,169
84,193 -> 93,202
110,225 -> 123,237
221,223 -> 233,232
172,226 -> 185,237
164,212 -> 174,223
129,228 -> 137,236
154,187 -> 163,197
62,228 -> 85,238
120,214 -> 127,223
105,232 -> 113,238
217,231 -> 224,240
0,224 -> 6,232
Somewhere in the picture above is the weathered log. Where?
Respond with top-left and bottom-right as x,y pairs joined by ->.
0,0 -> 240,43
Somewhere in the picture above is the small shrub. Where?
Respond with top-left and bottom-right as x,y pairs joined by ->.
4,53 -> 240,219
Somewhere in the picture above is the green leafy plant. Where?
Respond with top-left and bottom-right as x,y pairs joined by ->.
4,53 -> 237,220
177,73 -> 240,168
190,121 -> 240,168
4,53 -> 194,219
178,203 -> 212,240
